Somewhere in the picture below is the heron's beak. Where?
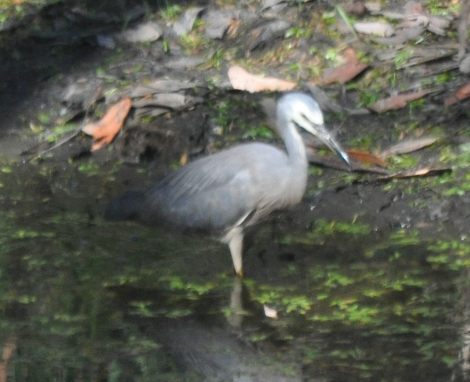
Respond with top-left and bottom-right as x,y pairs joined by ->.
312,123 -> 351,167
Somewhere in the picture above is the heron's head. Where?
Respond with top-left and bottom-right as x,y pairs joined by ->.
278,93 -> 351,167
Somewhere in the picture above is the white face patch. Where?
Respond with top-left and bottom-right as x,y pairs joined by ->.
277,93 -> 325,136
301,105 -> 324,125
292,110 -> 324,135
291,99 -> 324,129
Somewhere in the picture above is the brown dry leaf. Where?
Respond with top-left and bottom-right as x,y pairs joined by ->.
316,48 -> 369,85
380,166 -> 451,179
369,90 -> 431,113
444,81 -> 470,105
318,61 -> 369,85
347,149 -> 387,167
82,98 -> 132,151
379,136 -> 440,159
228,66 -> 296,93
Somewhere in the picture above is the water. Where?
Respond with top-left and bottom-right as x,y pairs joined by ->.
0,160 -> 468,382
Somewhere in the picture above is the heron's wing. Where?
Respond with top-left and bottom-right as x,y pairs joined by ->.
139,143 -> 290,232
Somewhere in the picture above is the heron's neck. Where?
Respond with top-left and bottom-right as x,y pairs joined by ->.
281,121 -> 309,181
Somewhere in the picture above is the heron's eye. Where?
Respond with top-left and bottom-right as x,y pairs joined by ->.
298,112 -> 312,126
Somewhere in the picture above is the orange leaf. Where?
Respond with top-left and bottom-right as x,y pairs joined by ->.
444,81 -> 470,106
228,66 -> 296,93
318,61 -> 369,85
316,48 -> 369,85
82,98 -> 132,151
347,149 -> 386,167
369,90 -> 431,113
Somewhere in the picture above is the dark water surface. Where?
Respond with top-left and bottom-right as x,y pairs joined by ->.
0,161 -> 469,382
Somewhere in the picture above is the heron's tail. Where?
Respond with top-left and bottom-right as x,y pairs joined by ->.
104,190 -> 145,221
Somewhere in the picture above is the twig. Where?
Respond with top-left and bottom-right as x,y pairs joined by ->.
25,125 -> 85,161
336,5 -> 358,39
458,0 -> 470,60
23,86 -> 103,161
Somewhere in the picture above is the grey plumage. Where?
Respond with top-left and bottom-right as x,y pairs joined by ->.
105,93 -> 350,275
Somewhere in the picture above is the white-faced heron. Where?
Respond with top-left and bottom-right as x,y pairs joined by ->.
105,93 -> 350,276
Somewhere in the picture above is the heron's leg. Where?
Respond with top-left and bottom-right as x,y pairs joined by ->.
229,232 -> 244,277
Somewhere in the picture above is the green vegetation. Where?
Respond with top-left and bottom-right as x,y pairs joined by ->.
160,3 -> 183,20
393,49 -> 414,68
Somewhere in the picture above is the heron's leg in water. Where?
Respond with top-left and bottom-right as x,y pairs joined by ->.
229,232 -> 244,277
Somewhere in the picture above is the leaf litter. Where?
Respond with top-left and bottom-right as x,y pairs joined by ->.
82,98 -> 132,152
9,0 -> 469,180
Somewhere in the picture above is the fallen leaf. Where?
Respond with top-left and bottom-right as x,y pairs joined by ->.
202,9 -> 236,39
318,61 -> 369,85
228,66 -> 296,93
163,56 -> 206,70
398,15 -> 429,29
365,2 -> 381,12
130,79 -> 200,97
373,4 -> 450,38
262,0 -> 288,12
369,90 -> 431,113
132,93 -> 202,109
428,15 -> 451,35
347,149 -> 387,167
173,7 -> 205,36
372,26 -> 424,45
247,20 -> 291,51
316,48 -> 369,85
379,136 -> 440,159
444,81 -> 470,105
379,166 -> 451,179
354,21 -> 395,36
134,107 -> 168,119
82,98 -> 132,151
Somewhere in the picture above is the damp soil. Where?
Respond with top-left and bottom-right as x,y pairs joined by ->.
1,0 -> 470,381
